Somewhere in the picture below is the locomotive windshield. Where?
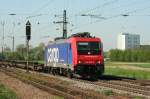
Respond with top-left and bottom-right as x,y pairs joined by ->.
77,42 -> 101,55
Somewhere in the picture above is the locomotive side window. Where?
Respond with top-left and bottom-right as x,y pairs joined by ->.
77,42 -> 101,55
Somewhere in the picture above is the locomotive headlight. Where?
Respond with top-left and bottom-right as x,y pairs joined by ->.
78,60 -> 82,64
97,61 -> 101,64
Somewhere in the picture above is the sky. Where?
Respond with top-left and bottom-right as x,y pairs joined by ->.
0,0 -> 150,51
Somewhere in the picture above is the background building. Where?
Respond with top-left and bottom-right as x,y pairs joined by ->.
117,33 -> 140,50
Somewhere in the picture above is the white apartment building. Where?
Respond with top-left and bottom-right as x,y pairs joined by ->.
117,33 -> 140,50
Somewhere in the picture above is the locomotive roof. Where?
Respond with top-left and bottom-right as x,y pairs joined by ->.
49,37 -> 100,45
48,32 -> 101,45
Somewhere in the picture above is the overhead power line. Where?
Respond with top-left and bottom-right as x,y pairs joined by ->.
20,0 -> 55,21
33,0 -> 55,14
123,6 -> 150,16
106,0 -> 150,14
77,0 -> 119,15
81,14 -> 106,19
71,5 -> 150,31
26,14 -> 48,19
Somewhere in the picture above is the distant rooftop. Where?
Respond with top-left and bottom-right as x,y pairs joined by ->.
120,33 -> 140,36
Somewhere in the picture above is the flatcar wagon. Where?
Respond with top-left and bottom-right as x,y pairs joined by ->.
44,32 -> 104,79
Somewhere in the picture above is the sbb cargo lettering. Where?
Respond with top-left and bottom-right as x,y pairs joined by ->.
47,48 -> 59,65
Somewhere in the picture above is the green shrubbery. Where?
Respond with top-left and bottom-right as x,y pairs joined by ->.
0,43 -> 45,61
109,49 -> 150,62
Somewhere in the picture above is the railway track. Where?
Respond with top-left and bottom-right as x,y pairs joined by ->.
34,69 -> 150,98
0,67 -> 106,99
0,61 -> 150,98
0,68 -> 75,99
95,80 -> 150,98
68,78 -> 150,98
122,79 -> 150,86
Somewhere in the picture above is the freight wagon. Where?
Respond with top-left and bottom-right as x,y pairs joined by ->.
44,33 -> 104,79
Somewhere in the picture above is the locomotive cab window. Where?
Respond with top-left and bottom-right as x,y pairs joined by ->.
77,42 -> 101,55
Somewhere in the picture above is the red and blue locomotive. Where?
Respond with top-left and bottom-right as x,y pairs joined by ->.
44,32 -> 104,78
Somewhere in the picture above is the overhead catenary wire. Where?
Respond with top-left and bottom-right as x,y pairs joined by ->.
71,5 -> 150,31
32,0 -> 56,14
67,0 -> 120,32
15,0 -> 56,26
70,0 -> 150,28
122,6 -> 150,16
76,0 -> 119,16
107,0 -> 150,13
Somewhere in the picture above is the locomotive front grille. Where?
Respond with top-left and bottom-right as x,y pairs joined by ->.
75,65 -> 97,75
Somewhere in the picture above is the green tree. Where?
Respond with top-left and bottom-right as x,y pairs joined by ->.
15,44 -> 26,60
109,49 -> 121,61
124,49 -> 131,62
30,42 -> 45,61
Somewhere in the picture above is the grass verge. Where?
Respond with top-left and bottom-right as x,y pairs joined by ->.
128,63 -> 150,68
105,67 -> 150,79
105,61 -> 150,68
0,83 -> 17,99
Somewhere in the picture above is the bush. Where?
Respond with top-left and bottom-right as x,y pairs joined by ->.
109,49 -> 150,62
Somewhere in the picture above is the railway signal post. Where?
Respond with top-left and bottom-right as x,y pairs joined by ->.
26,20 -> 31,72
